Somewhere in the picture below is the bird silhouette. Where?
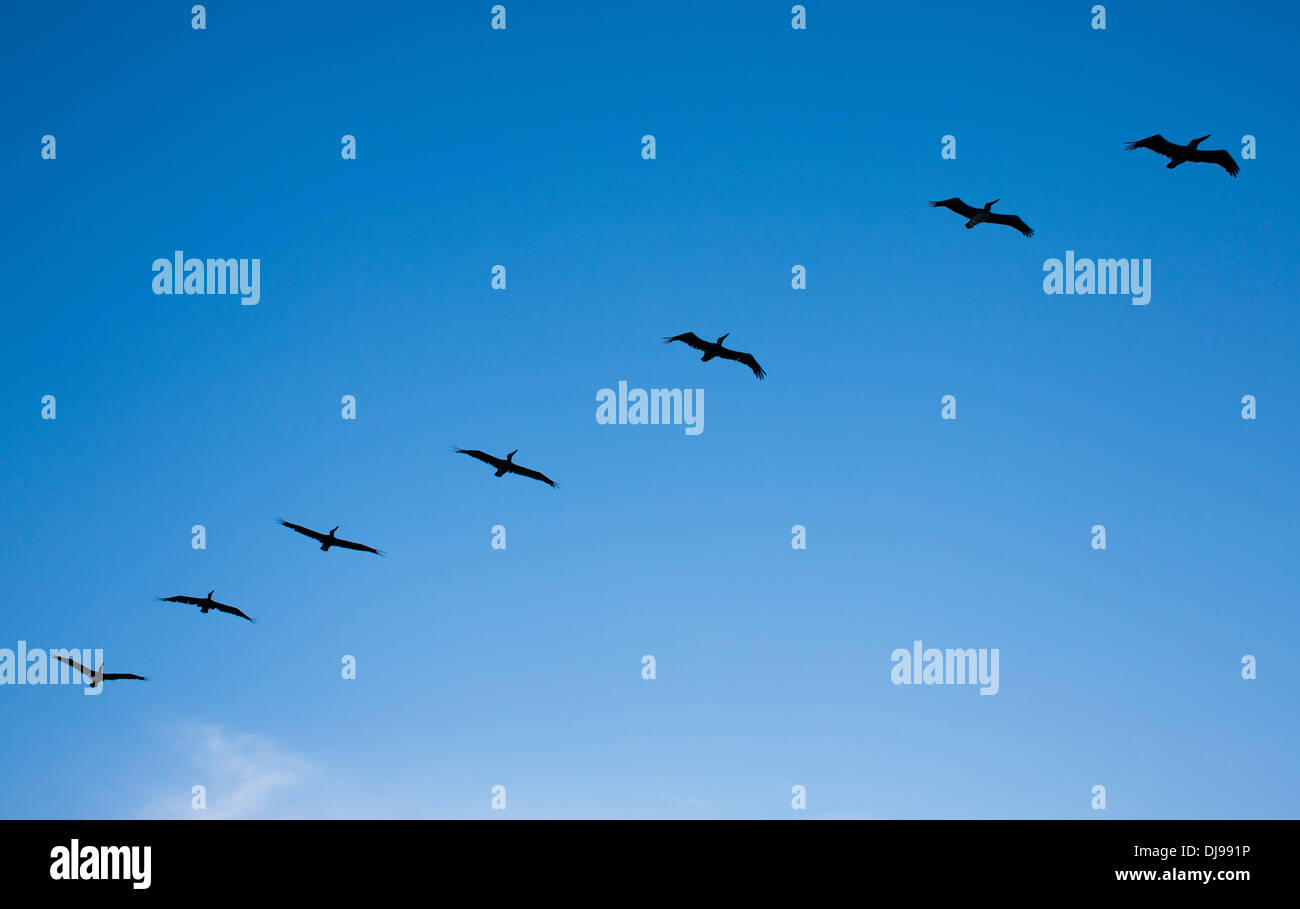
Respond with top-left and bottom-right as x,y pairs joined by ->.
279,520 -> 384,555
929,198 -> 1034,237
54,655 -> 147,687
663,332 -> 766,378
453,447 -> 559,487
1125,133 -> 1239,177
156,590 -> 255,622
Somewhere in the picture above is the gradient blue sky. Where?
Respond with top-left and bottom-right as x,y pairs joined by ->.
2,1 -> 1296,819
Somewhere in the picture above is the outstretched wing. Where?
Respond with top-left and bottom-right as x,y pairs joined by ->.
664,332 -> 709,352
717,347 -> 766,379
158,594 -> 204,606
55,654 -> 94,678
280,520 -> 327,543
1124,134 -> 1181,159
334,536 -> 384,555
509,463 -> 559,488
1188,147 -> 1239,177
928,198 -> 981,219
986,212 -> 1035,237
103,672 -> 148,681
453,447 -> 505,470
210,600 -> 255,622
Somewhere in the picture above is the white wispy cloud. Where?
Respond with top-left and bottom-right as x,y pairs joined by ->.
145,724 -> 315,819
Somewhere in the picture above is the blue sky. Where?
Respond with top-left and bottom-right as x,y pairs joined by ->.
1,1 -> 1296,818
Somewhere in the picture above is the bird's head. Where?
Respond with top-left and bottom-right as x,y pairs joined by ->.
507,449 -> 518,462
207,589 -> 215,599
985,199 -> 999,210
330,525 -> 339,536
717,332 -> 730,344
1191,134 -> 1210,147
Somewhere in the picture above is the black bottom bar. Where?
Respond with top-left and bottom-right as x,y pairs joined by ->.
1,820 -> 1285,894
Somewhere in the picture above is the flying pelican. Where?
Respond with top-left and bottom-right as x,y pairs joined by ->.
279,520 -> 384,555
453,447 -> 559,487
663,332 -> 766,378
1125,134 -> 1239,177
156,590 -> 255,622
54,655 -> 147,687
928,198 -> 1034,237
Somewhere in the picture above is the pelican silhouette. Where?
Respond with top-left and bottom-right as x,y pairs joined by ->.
54,655 -> 147,687
928,198 -> 1034,237
663,332 -> 766,378
279,520 -> 383,554
156,590 -> 255,622
1125,133 -> 1239,177
453,447 -> 559,487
